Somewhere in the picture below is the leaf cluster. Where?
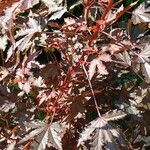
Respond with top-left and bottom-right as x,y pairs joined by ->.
0,0 -> 150,149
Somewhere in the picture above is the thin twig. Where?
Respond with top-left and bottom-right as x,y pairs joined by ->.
82,64 -> 101,117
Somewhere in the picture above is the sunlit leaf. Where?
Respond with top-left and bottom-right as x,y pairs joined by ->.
19,121 -> 63,150
132,1 -> 150,24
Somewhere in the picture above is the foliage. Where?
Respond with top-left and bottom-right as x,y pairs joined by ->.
0,0 -> 150,149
